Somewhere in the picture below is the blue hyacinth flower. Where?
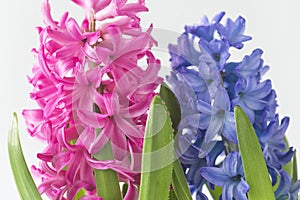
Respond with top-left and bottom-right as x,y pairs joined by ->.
167,12 -> 298,199
185,12 -> 225,42
200,152 -> 249,200
275,170 -> 300,200
169,33 -> 200,70
199,39 -> 230,71
232,76 -> 272,122
197,87 -> 237,144
216,16 -> 252,49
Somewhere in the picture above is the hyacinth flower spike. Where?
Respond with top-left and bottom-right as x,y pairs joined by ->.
167,12 -> 300,199
19,0 -> 164,199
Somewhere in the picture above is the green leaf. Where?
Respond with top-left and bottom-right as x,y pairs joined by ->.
138,95 -> 174,200
283,137 -> 293,176
272,175 -> 280,192
159,83 -> 181,132
234,106 -> 275,200
171,160 -> 192,200
93,141 -> 122,200
168,189 -> 178,200
292,150 -> 298,184
8,113 -> 42,200
160,84 -> 192,200
208,185 -> 222,200
75,189 -> 85,200
122,183 -> 128,198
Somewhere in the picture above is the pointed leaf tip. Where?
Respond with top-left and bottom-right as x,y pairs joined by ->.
8,113 -> 42,200
139,95 -> 174,200
159,83 -> 181,132
234,106 -> 275,200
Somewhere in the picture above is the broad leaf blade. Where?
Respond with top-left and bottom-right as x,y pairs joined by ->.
234,106 -> 275,200
138,95 -> 174,200
160,83 -> 192,200
8,113 -> 42,200
168,189 -> 178,200
172,160 -> 192,200
159,83 -> 181,132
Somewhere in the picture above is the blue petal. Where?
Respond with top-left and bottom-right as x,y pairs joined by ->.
216,16 -> 252,49
212,12 -> 226,24
235,178 -> 249,198
205,116 -> 223,143
275,170 -> 291,198
223,152 -> 239,177
181,114 -> 201,129
236,49 -> 263,78
197,100 -> 212,114
206,141 -> 224,166
200,167 -> 228,186
222,181 -> 236,200
196,191 -> 209,200
223,112 -> 238,144
213,87 -> 231,111
290,180 -> 300,199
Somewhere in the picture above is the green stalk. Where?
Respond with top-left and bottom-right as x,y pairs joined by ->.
93,141 -> 122,200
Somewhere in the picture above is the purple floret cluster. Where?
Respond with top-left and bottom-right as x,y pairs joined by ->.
168,12 -> 300,200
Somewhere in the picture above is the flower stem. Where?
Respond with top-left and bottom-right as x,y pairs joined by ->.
93,141 -> 123,200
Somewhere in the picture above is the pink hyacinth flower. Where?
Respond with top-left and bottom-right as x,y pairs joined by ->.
23,0 -> 162,199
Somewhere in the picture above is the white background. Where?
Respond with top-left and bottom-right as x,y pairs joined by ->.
1,0 -> 300,199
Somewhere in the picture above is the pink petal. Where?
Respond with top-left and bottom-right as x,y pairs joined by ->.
52,151 -> 72,172
77,109 -> 108,128
114,115 -> 143,138
78,126 -> 110,154
94,0 -> 118,21
66,18 -> 84,40
85,154 -> 136,181
120,95 -> 151,118
102,93 -> 119,115
85,31 -> 101,45
67,181 -> 90,200
79,195 -> 103,200
41,0 -> 58,28
22,109 -> 46,137
123,181 -> 138,200
71,0 -> 111,13
110,124 -> 128,160
46,28 -> 75,45
119,3 -> 148,16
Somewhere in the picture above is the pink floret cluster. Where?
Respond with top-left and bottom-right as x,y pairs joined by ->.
22,0 -> 162,199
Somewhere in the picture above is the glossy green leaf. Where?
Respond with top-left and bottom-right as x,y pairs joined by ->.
122,183 -> 128,198
292,150 -> 298,184
8,113 -> 42,200
283,137 -> 293,176
159,83 -> 181,132
168,189 -> 178,200
272,175 -> 280,192
208,185 -> 222,200
75,189 -> 85,200
93,141 -> 122,200
160,83 -> 192,200
171,160 -> 192,200
234,106 -> 275,200
138,95 -> 174,200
